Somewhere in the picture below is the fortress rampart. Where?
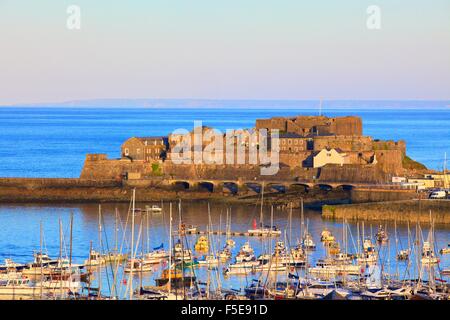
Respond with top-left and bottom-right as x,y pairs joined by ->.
78,114 -> 419,185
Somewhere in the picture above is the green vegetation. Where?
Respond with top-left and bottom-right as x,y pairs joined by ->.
402,155 -> 427,171
151,163 -> 163,176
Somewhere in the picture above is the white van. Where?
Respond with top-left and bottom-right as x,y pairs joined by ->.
429,190 -> 447,199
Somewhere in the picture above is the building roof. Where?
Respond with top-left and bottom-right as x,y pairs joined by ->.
279,133 -> 303,138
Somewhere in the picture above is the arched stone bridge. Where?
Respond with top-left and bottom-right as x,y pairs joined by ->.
161,179 -> 385,195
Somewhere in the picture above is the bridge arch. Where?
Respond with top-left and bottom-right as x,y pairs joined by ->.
315,183 -> 333,191
289,183 -> 310,193
222,182 -> 238,195
244,182 -> 263,194
336,184 -> 355,191
173,181 -> 190,190
198,181 -> 215,193
267,183 -> 286,194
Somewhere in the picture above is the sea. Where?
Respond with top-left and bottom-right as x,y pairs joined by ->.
0,104 -> 449,297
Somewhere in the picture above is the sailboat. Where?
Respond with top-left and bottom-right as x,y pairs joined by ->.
142,244 -> 169,264
84,249 -> 106,267
302,233 -> 316,250
247,184 -> 281,237
376,225 -> 389,243
421,241 -> 439,265
439,243 -> 450,255
357,239 -> 378,264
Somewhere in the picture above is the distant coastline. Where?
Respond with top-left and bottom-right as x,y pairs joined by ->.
2,99 -> 450,110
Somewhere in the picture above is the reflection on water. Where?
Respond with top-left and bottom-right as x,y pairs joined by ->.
0,201 -> 449,298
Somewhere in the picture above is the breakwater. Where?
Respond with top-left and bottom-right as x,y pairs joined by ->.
322,199 -> 450,224
0,177 -> 349,204
0,177 -> 420,213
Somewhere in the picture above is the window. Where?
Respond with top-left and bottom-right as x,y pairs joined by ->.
124,148 -> 129,156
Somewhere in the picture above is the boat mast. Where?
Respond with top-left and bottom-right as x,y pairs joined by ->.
168,202 -> 172,296
40,220 -> 43,299
98,204 -> 102,298
260,182 -> 264,227
114,208 -> 118,255
69,213 -> 74,295
394,220 -> 399,280
128,188 -> 136,300
300,197 -> 304,240
146,210 -> 150,253
59,218 -> 63,297
289,202 -> 292,245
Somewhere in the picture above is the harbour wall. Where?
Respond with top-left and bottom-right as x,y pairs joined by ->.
322,200 -> 450,224
0,178 -> 232,203
0,178 -> 418,207
350,188 -> 417,203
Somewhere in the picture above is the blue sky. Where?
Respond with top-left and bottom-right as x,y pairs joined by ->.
0,0 -> 449,104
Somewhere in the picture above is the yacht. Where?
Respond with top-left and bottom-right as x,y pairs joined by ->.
247,224 -> 281,237
146,205 -> 162,213
0,259 -> 26,272
321,229 -> 335,242
421,241 -> 439,265
301,233 -> 316,250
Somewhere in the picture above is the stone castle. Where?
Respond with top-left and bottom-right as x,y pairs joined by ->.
80,115 -> 411,184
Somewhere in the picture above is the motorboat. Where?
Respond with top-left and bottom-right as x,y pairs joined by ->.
218,247 -> 232,260
247,224 -> 281,237
194,236 -> 209,252
0,259 -> 27,272
146,205 -> 162,213
124,259 -> 155,273
173,241 -> 193,261
236,242 -> 255,263
142,249 -> 169,264
155,268 -> 196,288
397,249 -> 410,261
439,243 -> 450,255
84,250 -> 107,267
29,252 -> 59,268
225,239 -> 236,247
197,255 -> 219,266
302,233 -> 316,250
320,229 -> 335,242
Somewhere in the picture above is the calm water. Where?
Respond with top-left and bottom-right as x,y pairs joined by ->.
0,106 -> 449,177
0,201 -> 448,297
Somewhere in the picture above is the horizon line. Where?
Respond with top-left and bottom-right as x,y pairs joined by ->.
1,98 -> 450,109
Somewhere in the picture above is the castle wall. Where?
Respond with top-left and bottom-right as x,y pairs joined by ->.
313,135 -> 373,152
373,140 -> 406,155
317,164 -> 390,183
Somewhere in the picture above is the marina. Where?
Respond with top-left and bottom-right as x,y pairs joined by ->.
0,196 -> 449,300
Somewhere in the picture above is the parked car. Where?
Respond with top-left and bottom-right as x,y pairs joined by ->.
429,190 -> 447,199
